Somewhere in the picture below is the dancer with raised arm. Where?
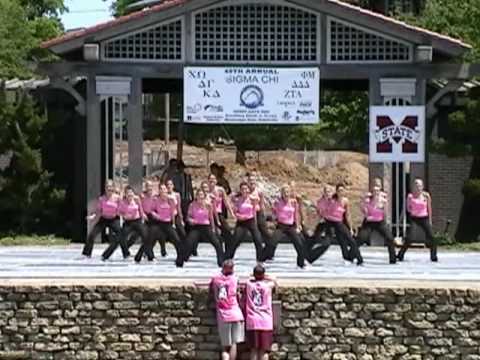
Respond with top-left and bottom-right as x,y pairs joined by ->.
397,178 -> 437,262
227,182 -> 265,261
324,184 -> 363,265
185,188 -> 224,267
104,185 -> 148,261
357,184 -> 396,264
267,185 -> 306,268
83,180 -> 122,259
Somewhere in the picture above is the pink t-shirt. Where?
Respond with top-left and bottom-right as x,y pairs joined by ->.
119,199 -> 142,220
407,193 -> 429,218
250,188 -> 262,212
210,274 -> 244,323
325,199 -> 345,222
210,187 -> 223,214
245,280 -> 273,331
235,197 -> 256,220
141,195 -> 156,215
316,197 -> 329,218
188,202 -> 210,225
97,195 -> 119,219
274,199 -> 296,225
152,197 -> 174,222
168,192 -> 180,216
364,199 -> 385,222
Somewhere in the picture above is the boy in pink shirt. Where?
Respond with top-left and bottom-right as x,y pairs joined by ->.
246,264 -> 277,360
209,260 -> 245,360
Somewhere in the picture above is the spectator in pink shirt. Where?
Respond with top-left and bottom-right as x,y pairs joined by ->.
209,260 -> 245,360
245,264 -> 277,360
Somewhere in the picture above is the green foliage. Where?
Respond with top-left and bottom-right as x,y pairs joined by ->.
109,0 -> 138,17
0,89 -> 65,234
398,0 -> 480,62
434,232 -> 455,246
0,0 -> 63,79
0,234 -> 69,246
462,179 -> 480,199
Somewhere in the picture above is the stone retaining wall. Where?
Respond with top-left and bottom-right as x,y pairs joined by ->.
1,284 -> 480,359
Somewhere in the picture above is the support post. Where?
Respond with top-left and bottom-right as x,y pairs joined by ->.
410,79 -> 427,184
86,74 -> 101,238
177,113 -> 184,161
127,77 -> 143,193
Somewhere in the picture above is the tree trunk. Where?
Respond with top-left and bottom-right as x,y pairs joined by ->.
235,147 -> 246,165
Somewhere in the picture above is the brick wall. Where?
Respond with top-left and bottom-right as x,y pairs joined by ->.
1,284 -> 480,359
428,153 -> 474,235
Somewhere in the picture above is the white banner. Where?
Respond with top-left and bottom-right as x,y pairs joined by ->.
369,106 -> 425,163
184,67 -> 320,124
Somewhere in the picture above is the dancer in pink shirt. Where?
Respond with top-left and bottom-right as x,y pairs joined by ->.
226,182 -> 265,261
103,185 -> 148,261
397,178 -> 437,262
208,174 -> 236,244
185,188 -> 224,266
267,185 -> 306,268
139,184 -> 184,266
357,185 -> 396,264
246,264 -> 277,360
83,180 -> 123,259
209,260 -> 245,360
166,179 -> 187,253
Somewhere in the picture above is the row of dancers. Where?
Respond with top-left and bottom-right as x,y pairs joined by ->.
82,173 -> 437,267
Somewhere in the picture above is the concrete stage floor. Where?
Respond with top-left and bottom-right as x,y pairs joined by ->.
0,244 -> 478,284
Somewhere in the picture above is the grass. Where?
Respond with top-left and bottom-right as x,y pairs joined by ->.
0,235 -> 70,246
442,242 -> 480,252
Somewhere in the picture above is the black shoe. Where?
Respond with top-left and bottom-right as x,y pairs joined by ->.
396,252 -> 405,262
389,258 -> 397,264
175,260 -> 184,268
161,250 -> 167,257
431,255 -> 438,262
356,257 -> 363,266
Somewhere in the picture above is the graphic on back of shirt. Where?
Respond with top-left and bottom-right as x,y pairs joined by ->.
251,287 -> 264,307
217,284 -> 228,301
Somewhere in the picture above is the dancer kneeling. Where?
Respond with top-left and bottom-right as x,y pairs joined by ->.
185,188 -> 224,267
267,185 -> 306,268
226,182 -> 265,261
397,178 -> 437,262
357,184 -> 396,264
83,180 -> 124,259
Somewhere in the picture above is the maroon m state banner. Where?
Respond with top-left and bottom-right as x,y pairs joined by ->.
369,106 -> 425,163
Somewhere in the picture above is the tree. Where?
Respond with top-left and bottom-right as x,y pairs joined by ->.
0,88 -> 65,234
0,0 -> 64,79
399,0 -> 480,62
108,0 -> 138,17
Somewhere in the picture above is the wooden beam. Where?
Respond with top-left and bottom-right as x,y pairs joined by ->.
38,61 -> 480,80
426,80 -> 464,118
127,77 -> 144,193
50,78 -> 86,116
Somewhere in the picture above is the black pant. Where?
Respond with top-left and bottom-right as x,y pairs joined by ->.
141,220 -> 184,266
257,211 -> 275,259
270,224 -> 306,267
103,219 -> 142,260
185,225 -> 224,267
82,217 -> 122,257
304,222 -> 335,264
358,220 -> 396,263
227,219 -> 264,261
324,220 -> 363,263
398,216 -> 437,261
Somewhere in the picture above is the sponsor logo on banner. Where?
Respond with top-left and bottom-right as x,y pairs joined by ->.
369,106 -> 425,163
